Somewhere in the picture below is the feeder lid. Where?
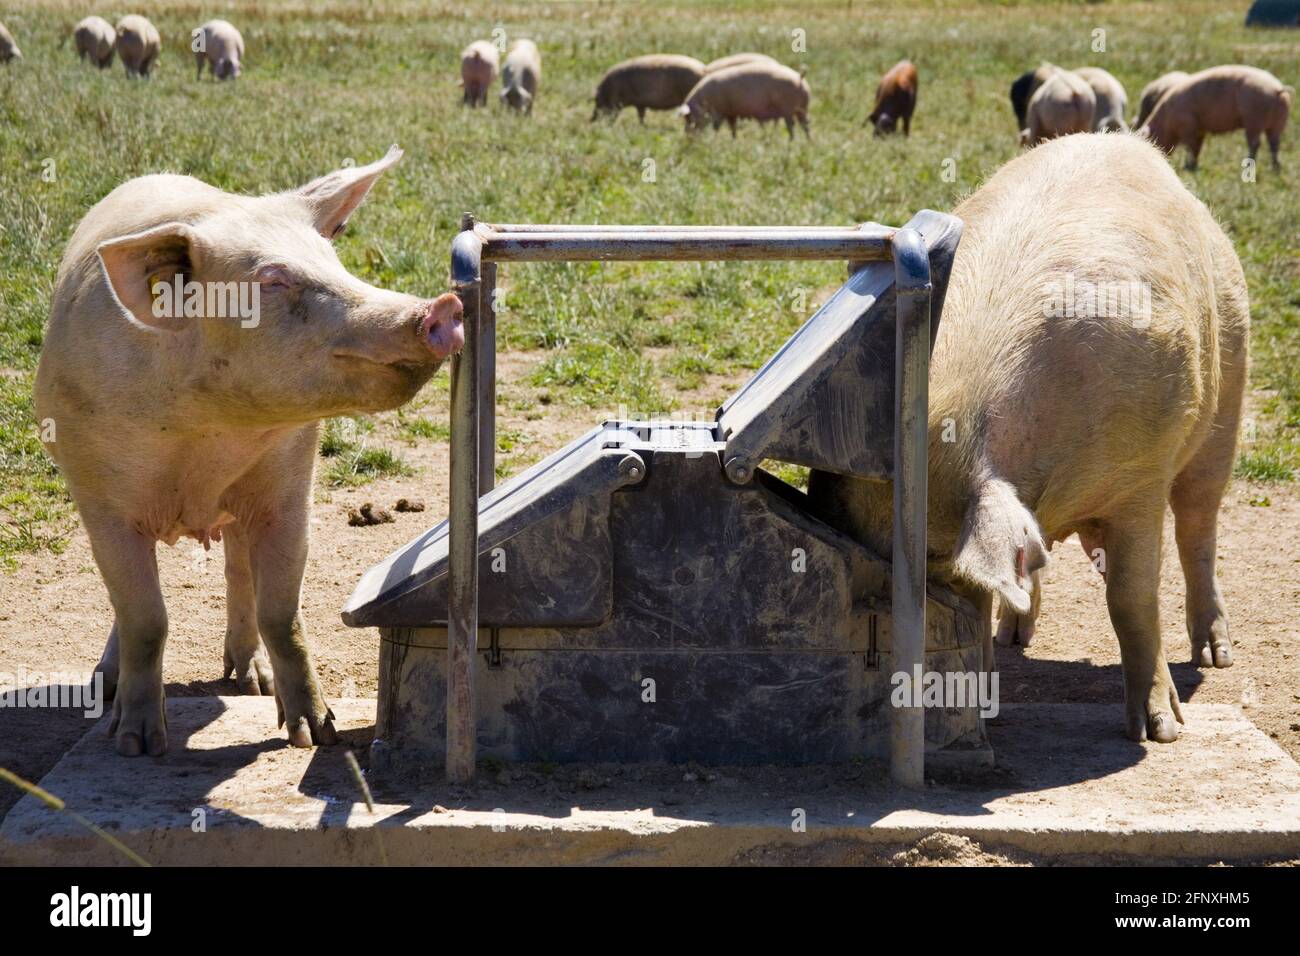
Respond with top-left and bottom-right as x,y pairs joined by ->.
715,209 -> 961,481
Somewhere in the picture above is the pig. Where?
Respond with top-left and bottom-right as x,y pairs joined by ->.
1010,62 -> 1058,129
75,16 -> 116,69
866,59 -> 918,136
194,19 -> 244,81
500,39 -> 541,114
0,20 -> 20,62
1134,71 -> 1190,129
460,40 -> 499,107
115,15 -> 160,78
34,147 -> 464,757
1074,66 -> 1128,131
592,54 -> 706,122
704,53 -> 780,73
1139,64 -> 1292,170
809,133 -> 1248,744
1020,68 -> 1096,146
679,62 -> 811,138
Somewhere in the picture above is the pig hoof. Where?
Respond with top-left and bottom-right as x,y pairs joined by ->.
1125,685 -> 1185,743
277,694 -> 338,748
109,699 -> 168,757
1195,640 -> 1233,669
223,644 -> 276,696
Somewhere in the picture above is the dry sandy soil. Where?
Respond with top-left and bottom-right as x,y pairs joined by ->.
2,348 -> 1297,859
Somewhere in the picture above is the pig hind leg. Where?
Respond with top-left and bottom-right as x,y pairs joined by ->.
222,523 -> 276,695
84,512 -> 170,756
1168,379 -> 1243,670
1101,503 -> 1184,742
1266,127 -> 1283,170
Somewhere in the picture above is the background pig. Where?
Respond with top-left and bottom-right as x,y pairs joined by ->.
194,19 -> 245,81
0,20 -> 20,62
1020,68 -> 1095,145
460,40 -> 499,107
75,16 -> 116,69
866,59 -> 918,136
500,39 -> 541,114
809,133 -> 1247,744
680,61 -> 811,138
1139,64 -> 1292,169
1010,62 -> 1058,129
1134,70 -> 1189,128
592,54 -> 706,122
115,14 -> 160,78
704,52 -> 780,73
1074,66 -> 1128,131
34,147 -> 464,757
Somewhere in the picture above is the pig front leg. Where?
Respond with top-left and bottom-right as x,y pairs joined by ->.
84,511 -> 170,756
247,510 -> 336,748
222,523 -> 276,695
1102,508 -> 1184,743
94,622 -> 120,700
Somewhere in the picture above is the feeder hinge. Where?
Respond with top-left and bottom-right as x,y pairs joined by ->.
487,627 -> 502,669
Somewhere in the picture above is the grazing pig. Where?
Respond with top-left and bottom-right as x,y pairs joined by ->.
1020,68 -> 1095,145
75,16 -> 116,69
1134,70 -> 1190,129
1010,62 -> 1058,129
1074,66 -> 1128,131
705,52 -> 780,73
194,19 -> 244,81
34,147 -> 464,757
500,39 -> 541,114
809,133 -> 1248,744
115,15 -> 160,78
0,20 -> 20,62
866,59 -> 918,136
680,62 -> 811,138
460,40 -> 499,107
1139,64 -> 1292,170
592,54 -> 706,122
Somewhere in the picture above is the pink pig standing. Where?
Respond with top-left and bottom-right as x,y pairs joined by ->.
35,147 -> 463,757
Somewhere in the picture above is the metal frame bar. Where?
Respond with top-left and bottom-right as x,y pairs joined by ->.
444,217 -> 931,788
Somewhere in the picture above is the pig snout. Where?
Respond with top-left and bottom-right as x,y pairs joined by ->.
420,292 -> 464,359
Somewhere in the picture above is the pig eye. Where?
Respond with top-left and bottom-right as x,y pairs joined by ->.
255,264 -> 294,291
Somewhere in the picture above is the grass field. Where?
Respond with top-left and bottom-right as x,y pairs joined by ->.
0,0 -> 1296,566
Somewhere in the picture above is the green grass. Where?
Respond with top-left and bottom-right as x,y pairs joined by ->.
0,0 -> 1296,562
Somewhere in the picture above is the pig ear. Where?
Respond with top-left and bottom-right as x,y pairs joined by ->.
97,222 -> 206,333
952,478 -> 1048,615
295,144 -> 403,240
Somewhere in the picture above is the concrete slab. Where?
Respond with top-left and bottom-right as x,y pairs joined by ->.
2,697 -> 1298,865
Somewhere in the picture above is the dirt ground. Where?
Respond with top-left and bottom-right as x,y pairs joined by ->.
2,349 -> 1297,848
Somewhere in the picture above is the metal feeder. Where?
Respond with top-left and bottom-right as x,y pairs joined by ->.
342,212 -> 992,787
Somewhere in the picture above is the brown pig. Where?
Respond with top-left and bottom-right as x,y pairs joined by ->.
1139,64 -> 1292,170
115,15 -> 160,78
34,147 -> 464,757
866,59 -> 918,136
75,16 -> 115,69
592,54 -> 706,122
460,40 -> 499,107
809,133 -> 1248,743
680,61 -> 810,138
1134,71 -> 1189,129
1020,68 -> 1096,146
